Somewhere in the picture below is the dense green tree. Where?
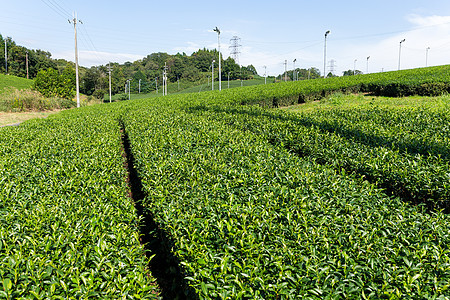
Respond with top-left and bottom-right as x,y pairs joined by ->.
33,67 -> 75,99
243,64 -> 258,76
288,67 -> 322,81
222,57 -> 240,80
343,69 -> 363,76
81,67 -> 100,95
192,49 -> 217,72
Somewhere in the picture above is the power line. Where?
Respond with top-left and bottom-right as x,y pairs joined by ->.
78,25 -> 109,65
40,0 -> 71,19
46,0 -> 72,17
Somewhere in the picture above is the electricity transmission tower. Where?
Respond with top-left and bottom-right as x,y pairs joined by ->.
328,59 -> 336,76
230,36 -> 241,65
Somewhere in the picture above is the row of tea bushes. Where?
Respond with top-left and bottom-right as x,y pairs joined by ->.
192,105 -> 450,209
0,108 -> 160,299
120,98 -> 450,299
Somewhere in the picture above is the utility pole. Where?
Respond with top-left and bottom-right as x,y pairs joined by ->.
426,47 -> 430,67
284,60 -> 287,82
213,27 -> 221,91
26,51 -> 29,79
69,12 -> 82,108
4,39 -> 7,74
228,72 -> 230,89
354,59 -> 357,75
324,30 -> 330,78
263,66 -> 267,84
138,79 -> 141,94
155,77 -> 158,94
108,62 -> 112,103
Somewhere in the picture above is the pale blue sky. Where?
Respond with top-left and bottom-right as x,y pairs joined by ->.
2,0 -> 450,75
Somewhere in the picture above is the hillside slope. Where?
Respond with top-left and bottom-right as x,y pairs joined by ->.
0,74 -> 33,92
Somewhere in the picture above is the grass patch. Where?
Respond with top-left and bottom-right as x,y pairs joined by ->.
0,88 -> 76,112
0,74 -> 33,91
281,92 -> 450,113
0,111 -> 59,127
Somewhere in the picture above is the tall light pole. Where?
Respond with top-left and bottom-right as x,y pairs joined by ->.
127,79 -> 131,100
324,30 -> 330,78
211,61 -> 214,90
228,72 -> 230,89
426,47 -> 430,67
26,51 -> 29,79
293,59 -> 297,81
366,56 -> 370,74
108,62 -> 112,103
240,65 -> 243,87
263,65 -> 267,84
284,60 -> 287,82
398,39 -> 405,71
163,62 -> 168,96
354,59 -> 357,75
213,27 -> 221,91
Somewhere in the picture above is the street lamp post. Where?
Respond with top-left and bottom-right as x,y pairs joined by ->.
293,59 -> 297,81
228,72 -> 230,89
398,39 -> 405,71
366,56 -> 370,74
127,79 -> 131,100
426,47 -> 430,67
213,27 -> 221,91
324,30 -> 330,78
354,59 -> 357,75
263,66 -> 267,84
212,60 -> 215,91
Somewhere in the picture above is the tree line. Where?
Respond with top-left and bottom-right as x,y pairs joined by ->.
1,34 -> 73,78
81,49 -> 258,97
1,34 -> 258,98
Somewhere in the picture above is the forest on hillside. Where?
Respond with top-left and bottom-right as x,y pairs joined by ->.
1,34 -> 261,97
